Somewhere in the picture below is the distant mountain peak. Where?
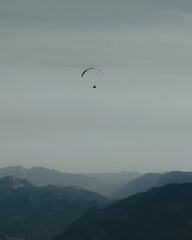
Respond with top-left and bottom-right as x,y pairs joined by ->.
0,176 -> 33,189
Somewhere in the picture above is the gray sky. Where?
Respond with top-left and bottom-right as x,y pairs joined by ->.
1,0 -> 192,173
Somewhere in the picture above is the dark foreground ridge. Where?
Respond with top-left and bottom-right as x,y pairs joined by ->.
55,182 -> 192,240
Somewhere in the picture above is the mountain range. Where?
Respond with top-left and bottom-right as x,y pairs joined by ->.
111,171 -> 192,198
0,166 -> 141,196
55,182 -> 192,240
0,176 -> 109,240
1,168 -> 192,240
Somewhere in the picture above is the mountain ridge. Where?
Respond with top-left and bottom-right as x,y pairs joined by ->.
0,176 -> 109,240
55,182 -> 192,240
0,175 -> 33,189
0,166 -> 141,195
111,171 -> 192,198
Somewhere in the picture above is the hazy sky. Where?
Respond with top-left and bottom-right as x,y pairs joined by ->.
1,0 -> 192,173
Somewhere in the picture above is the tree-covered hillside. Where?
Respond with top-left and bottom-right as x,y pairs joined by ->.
55,183 -> 192,240
0,176 -> 109,240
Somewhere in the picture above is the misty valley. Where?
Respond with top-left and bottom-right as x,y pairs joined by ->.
1,166 -> 192,240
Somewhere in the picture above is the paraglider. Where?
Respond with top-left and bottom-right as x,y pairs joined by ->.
81,67 -> 104,78
81,67 -> 104,88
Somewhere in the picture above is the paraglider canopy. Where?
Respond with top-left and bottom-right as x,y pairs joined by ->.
81,67 -> 104,77
81,67 -> 103,88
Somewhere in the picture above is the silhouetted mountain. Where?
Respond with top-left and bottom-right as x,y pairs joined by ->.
0,176 -> 109,240
110,171 -> 192,199
155,171 -> 192,187
87,171 -> 142,184
0,176 -> 33,201
0,175 -> 33,189
55,183 -> 192,240
0,166 -> 101,190
0,166 -> 141,196
86,171 -> 143,195
110,172 -> 163,198
0,166 -> 107,194
0,166 -> 26,179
